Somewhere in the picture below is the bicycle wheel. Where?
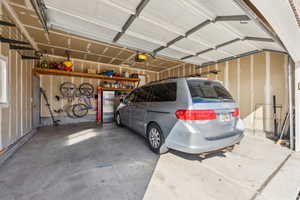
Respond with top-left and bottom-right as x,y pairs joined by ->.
79,83 -> 94,96
60,82 -> 77,98
72,103 -> 89,118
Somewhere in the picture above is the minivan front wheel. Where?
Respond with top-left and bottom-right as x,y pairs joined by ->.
116,112 -> 122,126
147,123 -> 168,154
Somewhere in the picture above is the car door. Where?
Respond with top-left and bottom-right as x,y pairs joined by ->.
119,92 -> 135,126
130,87 -> 149,135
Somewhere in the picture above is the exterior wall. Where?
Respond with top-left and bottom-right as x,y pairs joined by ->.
158,52 -> 288,133
39,55 -> 158,120
0,7 -> 34,151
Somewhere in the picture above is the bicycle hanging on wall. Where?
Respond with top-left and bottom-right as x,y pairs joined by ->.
60,82 -> 95,118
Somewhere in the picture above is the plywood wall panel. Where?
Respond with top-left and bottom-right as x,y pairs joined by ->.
253,53 -> 266,105
217,62 -> 225,82
0,7 -> 34,150
228,59 -> 238,100
270,52 -> 286,120
239,56 -> 251,119
10,50 -> 17,144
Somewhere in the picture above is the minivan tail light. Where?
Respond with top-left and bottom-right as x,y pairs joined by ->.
232,108 -> 240,117
175,110 -> 216,120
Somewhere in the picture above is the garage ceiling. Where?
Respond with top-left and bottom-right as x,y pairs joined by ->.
8,0 -> 286,71
43,0 -> 286,66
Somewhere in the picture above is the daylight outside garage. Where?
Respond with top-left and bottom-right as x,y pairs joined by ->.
0,0 -> 300,199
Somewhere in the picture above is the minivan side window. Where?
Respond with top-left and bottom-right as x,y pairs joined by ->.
124,91 -> 136,104
134,87 -> 151,102
148,83 -> 177,102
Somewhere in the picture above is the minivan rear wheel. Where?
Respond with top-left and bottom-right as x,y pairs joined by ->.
147,123 -> 168,154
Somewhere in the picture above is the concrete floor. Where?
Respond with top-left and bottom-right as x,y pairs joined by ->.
0,123 -> 159,200
0,123 -> 300,200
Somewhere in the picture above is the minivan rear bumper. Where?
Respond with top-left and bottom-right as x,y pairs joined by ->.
165,119 -> 244,154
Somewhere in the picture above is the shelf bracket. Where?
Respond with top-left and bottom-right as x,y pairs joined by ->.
0,20 -> 16,27
21,55 -> 40,60
10,44 -> 34,50
0,36 -> 31,45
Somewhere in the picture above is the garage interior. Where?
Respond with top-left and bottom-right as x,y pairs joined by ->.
0,0 -> 300,199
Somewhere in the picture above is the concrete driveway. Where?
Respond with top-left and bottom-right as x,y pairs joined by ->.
0,123 -> 299,200
144,132 -> 299,200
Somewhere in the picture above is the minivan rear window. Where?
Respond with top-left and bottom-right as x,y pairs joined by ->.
187,80 -> 233,101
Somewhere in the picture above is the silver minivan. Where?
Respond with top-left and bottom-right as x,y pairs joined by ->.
116,77 -> 244,154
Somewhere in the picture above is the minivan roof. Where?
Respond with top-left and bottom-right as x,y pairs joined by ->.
146,77 -> 222,86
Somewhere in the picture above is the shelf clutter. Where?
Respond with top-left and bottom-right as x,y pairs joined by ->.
33,67 -> 140,92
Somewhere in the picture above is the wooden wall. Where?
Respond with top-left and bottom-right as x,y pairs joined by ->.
40,55 -> 158,119
0,6 -> 34,151
158,52 -> 289,133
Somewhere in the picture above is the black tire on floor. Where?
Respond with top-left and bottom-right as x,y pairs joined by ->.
116,112 -> 122,126
147,123 -> 168,154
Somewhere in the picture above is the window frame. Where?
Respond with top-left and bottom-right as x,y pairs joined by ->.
0,55 -> 9,108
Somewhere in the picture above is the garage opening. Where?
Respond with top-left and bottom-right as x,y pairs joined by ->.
0,0 -> 298,199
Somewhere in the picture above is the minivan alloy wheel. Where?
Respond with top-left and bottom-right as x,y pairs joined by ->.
116,113 -> 121,126
149,128 -> 161,148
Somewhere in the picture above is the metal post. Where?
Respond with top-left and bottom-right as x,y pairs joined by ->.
288,57 -> 294,150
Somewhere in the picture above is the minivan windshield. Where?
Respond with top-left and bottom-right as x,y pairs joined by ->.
187,80 -> 233,101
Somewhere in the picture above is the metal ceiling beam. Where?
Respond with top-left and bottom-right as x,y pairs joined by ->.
113,0 -> 150,43
244,36 -> 274,42
153,19 -> 212,54
153,14 -> 254,56
181,55 -> 194,60
216,38 -> 241,49
196,48 -> 214,56
215,15 -> 251,22
185,20 -> 211,37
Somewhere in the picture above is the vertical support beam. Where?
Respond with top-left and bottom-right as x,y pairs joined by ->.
250,55 -> 255,127
224,61 -> 229,89
237,58 -> 241,103
215,63 -> 219,80
0,1 -> 2,150
284,55 -> 289,114
264,52 -> 273,132
293,60 -> 299,151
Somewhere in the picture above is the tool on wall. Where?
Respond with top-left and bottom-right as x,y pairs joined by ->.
40,88 -> 60,126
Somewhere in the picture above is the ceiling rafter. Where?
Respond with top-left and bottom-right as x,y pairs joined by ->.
113,0 -> 150,42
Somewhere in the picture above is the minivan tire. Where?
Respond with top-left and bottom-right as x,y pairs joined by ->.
147,123 -> 168,154
116,112 -> 122,126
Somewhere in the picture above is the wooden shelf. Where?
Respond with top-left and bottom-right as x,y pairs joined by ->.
33,68 -> 140,82
97,87 -> 133,92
